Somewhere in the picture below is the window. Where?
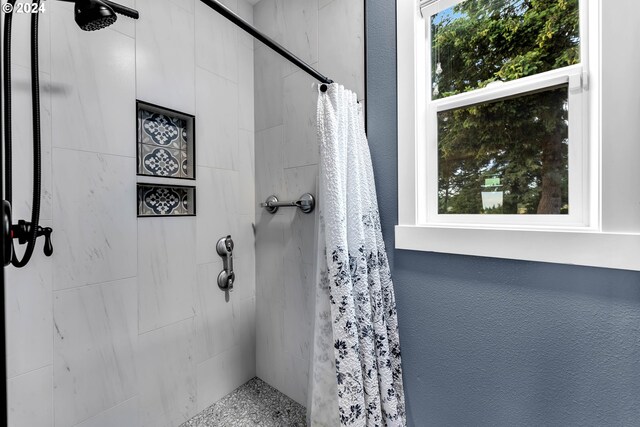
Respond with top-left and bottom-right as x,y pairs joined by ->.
424,0 -> 588,227
396,0 -> 640,270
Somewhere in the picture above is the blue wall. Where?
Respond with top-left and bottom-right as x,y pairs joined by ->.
365,1 -> 640,425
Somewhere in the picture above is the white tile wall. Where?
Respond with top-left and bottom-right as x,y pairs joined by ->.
254,47 -> 284,131
196,338 -> 255,411
8,366 -> 53,427
52,149 -> 137,291
254,0 -> 320,78
195,0 -> 239,83
195,67 -> 240,170
283,69 -> 320,168
135,0 -> 196,113
195,263 -> 235,363
255,125 -> 285,201
318,0 -> 365,98
53,278 -> 138,427
138,318 -> 197,427
253,0 -> 364,407
74,398 -> 138,427
6,0 -> 256,426
239,68 -> 255,132
238,131 -> 256,215
51,5 -> 136,157
195,167 -> 241,265
138,217 -> 197,334
5,240 -> 52,378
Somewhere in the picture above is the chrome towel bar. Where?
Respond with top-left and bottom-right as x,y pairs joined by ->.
260,193 -> 315,214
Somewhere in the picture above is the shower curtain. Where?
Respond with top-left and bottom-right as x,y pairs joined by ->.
309,84 -> 406,427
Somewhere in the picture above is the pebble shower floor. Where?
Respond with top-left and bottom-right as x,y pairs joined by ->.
180,377 -> 307,426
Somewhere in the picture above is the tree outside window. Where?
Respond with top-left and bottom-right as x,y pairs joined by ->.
432,0 -> 580,215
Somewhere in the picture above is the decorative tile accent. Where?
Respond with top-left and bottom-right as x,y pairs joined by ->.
181,377 -> 307,427
137,101 -> 195,179
137,184 -> 195,217
141,144 -> 182,177
141,110 -> 186,148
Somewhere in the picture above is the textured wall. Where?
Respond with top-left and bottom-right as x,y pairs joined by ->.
4,0 -> 256,425
252,0 -> 364,407
366,0 -> 640,425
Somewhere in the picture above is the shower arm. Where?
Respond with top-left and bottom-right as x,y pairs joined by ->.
56,0 -> 140,19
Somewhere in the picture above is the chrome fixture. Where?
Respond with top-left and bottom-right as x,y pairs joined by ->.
260,193 -> 315,214
216,235 -> 235,292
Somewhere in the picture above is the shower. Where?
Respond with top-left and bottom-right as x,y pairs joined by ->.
2,0 -> 140,264
1,0 -> 139,423
1,0 -> 383,425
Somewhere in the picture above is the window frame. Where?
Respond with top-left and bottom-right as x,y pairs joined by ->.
396,0 -> 640,271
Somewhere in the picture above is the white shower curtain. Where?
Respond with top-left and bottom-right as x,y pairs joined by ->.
309,84 -> 406,427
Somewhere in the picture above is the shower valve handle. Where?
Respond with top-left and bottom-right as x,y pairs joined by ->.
10,221 -> 53,257
42,227 -> 53,257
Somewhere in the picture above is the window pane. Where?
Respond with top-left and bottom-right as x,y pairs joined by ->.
437,85 -> 569,215
431,0 -> 580,99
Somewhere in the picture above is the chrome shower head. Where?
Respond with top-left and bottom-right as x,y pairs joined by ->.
57,0 -> 140,31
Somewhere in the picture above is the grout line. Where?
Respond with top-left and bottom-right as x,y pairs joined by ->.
6,363 -> 52,381
255,122 -> 284,134
282,163 -> 319,171
195,63 -> 240,87
318,0 -> 335,11
53,276 -> 138,295
51,146 -> 137,160
195,164 -> 242,173
137,314 -> 196,337
107,22 -> 135,39
69,395 -> 139,427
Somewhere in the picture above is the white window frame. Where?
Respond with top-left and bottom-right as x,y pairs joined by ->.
396,0 -> 640,271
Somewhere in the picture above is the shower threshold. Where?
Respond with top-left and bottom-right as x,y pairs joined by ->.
180,377 -> 307,426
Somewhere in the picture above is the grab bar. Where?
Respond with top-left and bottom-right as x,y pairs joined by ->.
216,235 -> 235,292
260,193 -> 315,214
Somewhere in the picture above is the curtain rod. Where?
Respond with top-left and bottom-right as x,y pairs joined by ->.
199,0 -> 333,91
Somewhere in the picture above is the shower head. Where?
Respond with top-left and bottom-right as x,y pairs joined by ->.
74,0 -> 117,31
58,0 -> 140,31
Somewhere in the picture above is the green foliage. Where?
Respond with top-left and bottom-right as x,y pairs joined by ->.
433,0 -> 579,214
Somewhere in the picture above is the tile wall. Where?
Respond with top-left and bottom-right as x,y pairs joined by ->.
4,0 -> 256,425
252,0 -> 364,407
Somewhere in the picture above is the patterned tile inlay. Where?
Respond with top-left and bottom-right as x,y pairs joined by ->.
137,184 -> 194,217
137,107 -> 193,179
181,378 -> 307,427
141,111 -> 186,148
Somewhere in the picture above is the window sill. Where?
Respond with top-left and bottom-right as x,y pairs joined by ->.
395,225 -> 640,271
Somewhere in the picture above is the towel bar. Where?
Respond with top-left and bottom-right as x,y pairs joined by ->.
260,193 -> 315,214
